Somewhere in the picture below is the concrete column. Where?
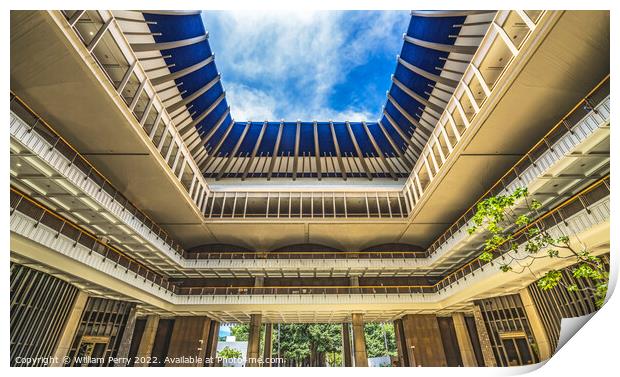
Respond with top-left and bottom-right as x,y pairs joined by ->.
165,316 -> 212,366
472,306 -> 497,367
134,315 -> 160,367
452,313 -> 478,367
263,323 -> 273,367
246,313 -> 262,367
255,276 -> 265,287
349,275 -> 360,293
393,319 -> 408,366
51,291 -> 88,366
205,320 -> 220,366
351,313 -> 368,367
114,306 -> 137,367
401,314 -> 447,367
342,323 -> 352,367
519,288 -> 552,360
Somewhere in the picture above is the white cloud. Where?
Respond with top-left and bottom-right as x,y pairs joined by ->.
226,83 -> 277,121
203,10 -> 409,121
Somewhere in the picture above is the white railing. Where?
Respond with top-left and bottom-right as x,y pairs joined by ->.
400,10 -> 547,216
9,108 -> 185,266
58,10 -> 212,216
10,189 -> 608,305
54,10 -> 564,221
9,90 -> 609,271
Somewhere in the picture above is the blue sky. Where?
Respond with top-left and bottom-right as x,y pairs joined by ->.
219,325 -> 231,338
201,11 -> 410,122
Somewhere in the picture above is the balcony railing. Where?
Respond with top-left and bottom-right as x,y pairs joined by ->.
10,187 -> 176,294
433,176 -> 609,292
177,176 -> 609,295
9,77 -> 609,268
425,77 -> 609,258
54,10 -> 592,226
55,10 -> 556,220
11,174 -> 606,297
59,10 -> 212,215
9,94 -> 186,259
399,10 -> 548,216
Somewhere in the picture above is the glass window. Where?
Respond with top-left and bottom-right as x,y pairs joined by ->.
515,338 -> 535,364
142,107 -> 159,136
502,339 -> 520,366
181,165 -> 194,191
132,89 -> 150,120
120,72 -> 140,105
62,10 -> 79,20
73,11 -> 104,46
151,122 -> 166,147
167,144 -> 179,166
174,155 -> 185,176
91,31 -> 129,88
159,132 -> 173,158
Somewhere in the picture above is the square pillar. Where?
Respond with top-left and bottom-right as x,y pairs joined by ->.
164,316 -> 212,366
401,314 -> 447,366
452,313 -> 478,366
246,314 -> 262,366
263,323 -> 273,366
50,291 -> 88,367
342,323 -> 353,367
472,306 -> 497,367
351,313 -> 368,367
114,307 -> 137,366
134,315 -> 160,367
393,319 -> 409,366
205,320 -> 220,366
519,288 -> 553,360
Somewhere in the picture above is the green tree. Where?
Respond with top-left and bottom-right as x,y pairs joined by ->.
218,346 -> 242,359
308,324 -> 342,365
364,323 -> 396,358
276,324 -> 342,366
230,324 -> 249,341
469,187 -> 608,308
278,324 -> 310,366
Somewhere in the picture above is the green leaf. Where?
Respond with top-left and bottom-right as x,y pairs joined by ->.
595,281 -> 608,308
500,264 -> 513,272
547,249 -> 559,258
538,270 -> 562,290
572,263 -> 603,280
515,214 -> 530,227
479,251 -> 494,262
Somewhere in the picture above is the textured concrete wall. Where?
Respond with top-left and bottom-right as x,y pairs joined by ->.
401,314 -> 447,367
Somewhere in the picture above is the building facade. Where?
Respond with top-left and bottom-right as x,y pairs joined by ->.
9,9 -> 610,367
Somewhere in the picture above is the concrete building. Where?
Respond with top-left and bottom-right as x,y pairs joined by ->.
9,10 -> 610,367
